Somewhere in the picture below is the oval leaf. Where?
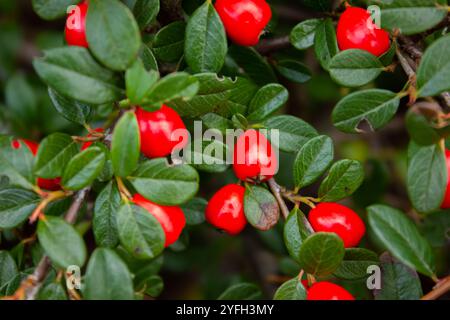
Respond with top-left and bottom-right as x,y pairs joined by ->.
48,88 -> 92,125
333,248 -> 379,280
290,19 -> 322,50
274,278 -> 307,300
283,208 -> 312,263
244,185 -> 280,231
275,60 -> 312,84
32,0 -> 79,20
153,21 -> 186,63
314,18 -> 339,71
247,84 -> 289,122
217,283 -> 262,300
0,188 -> 39,229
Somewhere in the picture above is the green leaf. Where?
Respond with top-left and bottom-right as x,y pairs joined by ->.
407,143 -> 446,213
329,49 -> 383,87
283,208 -> 312,263
153,21 -> 186,63
264,115 -> 318,153
405,103 -> 442,146
0,136 -> 35,190
244,185 -> 280,231
48,88 -> 92,125
93,181 -> 121,248
201,113 -> 233,134
217,283 -> 262,300
32,0 -> 80,20
116,203 -> 165,260
84,248 -> 134,300
183,139 -> 230,173
34,133 -> 79,179
294,135 -> 334,188
318,159 -> 364,202
132,0 -> 159,30
33,47 -> 123,105
367,204 -> 436,277
111,112 -> 140,178
247,84 -> 289,122
169,73 -> 257,118
125,59 -> 159,105
129,159 -> 199,206
86,0 -> 141,71
290,19 -> 322,50
333,248 -> 379,280
62,147 -> 106,190
298,232 -> 345,277
374,252 -> 423,300
139,44 -> 159,71
369,0 -> 447,35
0,188 -> 39,229
275,60 -> 312,84
38,283 -> 67,300
181,197 -> 207,226
5,73 -> 38,122
417,35 -> 450,97
274,278 -> 307,300
314,18 -> 339,71
37,216 -> 87,269
185,1 -> 227,73
144,275 -> 164,297
332,89 -> 400,133
0,251 -> 18,296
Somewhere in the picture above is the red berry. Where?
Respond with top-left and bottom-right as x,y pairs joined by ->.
65,1 -> 89,48
309,202 -> 365,248
441,149 -> 450,209
233,129 -> 278,182
215,0 -> 272,46
336,6 -> 390,57
307,282 -> 355,300
135,105 -> 188,159
81,128 -> 104,151
205,184 -> 247,235
132,194 -> 186,247
21,139 -> 61,191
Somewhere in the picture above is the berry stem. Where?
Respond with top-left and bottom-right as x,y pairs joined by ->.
421,275 -> 450,300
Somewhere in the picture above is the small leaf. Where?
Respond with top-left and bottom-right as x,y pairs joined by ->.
0,188 -> 39,229
247,84 -> 289,122
183,139 -> 230,173
111,112 -> 140,178
314,18 -> 339,71
129,159 -> 199,206
38,283 -> 67,300
48,88 -> 92,125
185,1 -> 227,73
5,73 -> 38,122
405,103 -> 442,146
116,203 -> 165,260
318,159 -> 364,202
125,59 -> 159,104
298,232 -> 345,277
0,251 -> 19,296
274,278 -> 307,300
181,197 -> 207,226
244,185 -> 280,231
294,135 -> 334,189
333,248 -> 379,280
153,21 -> 186,63
367,204 -> 436,277
132,0 -> 159,30
144,275 -> 164,298
283,208 -> 312,263
37,216 -> 87,269
217,283 -> 262,300
290,19 -> 322,50
32,0 -> 79,20
139,44 -> 159,71
275,60 -> 312,84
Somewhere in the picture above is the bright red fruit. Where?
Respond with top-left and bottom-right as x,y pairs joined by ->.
20,139 -> 61,191
307,282 -> 355,300
336,6 -> 390,57
65,1 -> 89,48
135,105 -> 188,159
233,129 -> 278,182
81,128 -> 104,151
132,194 -> 186,247
440,149 -> 450,209
215,0 -> 272,46
309,202 -> 365,248
205,184 -> 247,235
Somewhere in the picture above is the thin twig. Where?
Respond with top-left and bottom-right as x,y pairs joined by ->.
267,178 -> 290,219
256,36 -> 291,55
396,48 -> 416,80
398,35 -> 423,59
421,275 -> 450,300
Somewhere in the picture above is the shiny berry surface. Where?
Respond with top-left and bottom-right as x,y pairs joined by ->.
135,105 -> 188,159
132,194 -> 186,247
215,0 -> 272,46
307,282 -> 355,300
336,6 -> 390,57
233,129 -> 278,182
65,1 -> 89,47
205,184 -> 247,235
441,149 -> 450,208
309,202 -> 365,248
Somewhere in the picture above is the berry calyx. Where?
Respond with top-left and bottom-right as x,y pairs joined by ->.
21,139 -> 61,191
308,202 -> 365,248
65,1 -> 89,48
336,6 -> 390,57
135,105 -> 188,159
81,128 -> 104,151
307,282 -> 355,300
215,0 -> 272,46
233,129 -> 278,182
205,184 -> 247,235
441,149 -> 450,209
132,194 -> 186,247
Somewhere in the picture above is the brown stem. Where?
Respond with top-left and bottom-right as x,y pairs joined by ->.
267,178 -> 290,219
256,36 -> 291,55
421,275 -> 450,300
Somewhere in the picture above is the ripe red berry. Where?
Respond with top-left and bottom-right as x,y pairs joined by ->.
65,1 -> 89,48
309,202 -> 365,248
81,128 -> 104,151
440,149 -> 450,209
215,0 -> 272,46
205,184 -> 247,235
336,6 -> 390,57
132,194 -> 186,247
307,282 -> 355,300
20,139 -> 61,191
135,105 -> 188,159
233,129 -> 278,182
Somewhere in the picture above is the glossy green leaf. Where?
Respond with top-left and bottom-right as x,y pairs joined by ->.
132,0 -> 159,30
139,44 -> 159,71
247,84 -> 289,122
183,139 -> 230,173
274,278 -> 307,300
217,283 -> 262,300
244,185 -> 280,231
32,0 -> 80,20
201,113 -> 233,134
0,251 -> 18,296
333,248 -> 379,280
181,197 -> 207,226
48,88 -> 92,125
405,103 -> 442,146
0,188 -> 39,229
275,60 -> 312,84
314,18 -> 339,70
290,19 -> 322,50
153,21 -> 186,63
283,208 -> 312,263
125,59 -> 159,104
